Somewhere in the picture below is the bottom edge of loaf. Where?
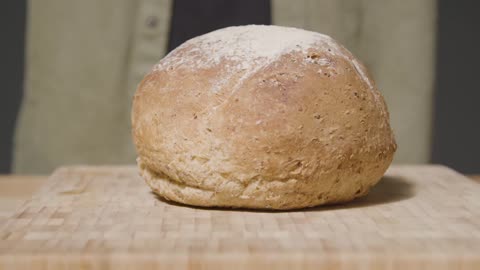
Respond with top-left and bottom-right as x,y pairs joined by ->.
136,158 -> 378,210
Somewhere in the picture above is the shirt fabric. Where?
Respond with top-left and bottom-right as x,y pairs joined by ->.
14,0 -> 436,173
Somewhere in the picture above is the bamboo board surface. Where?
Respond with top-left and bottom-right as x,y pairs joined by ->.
0,165 -> 479,269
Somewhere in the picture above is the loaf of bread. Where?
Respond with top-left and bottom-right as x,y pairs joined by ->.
132,25 -> 396,210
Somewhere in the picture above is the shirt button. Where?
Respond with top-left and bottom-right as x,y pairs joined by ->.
145,16 -> 158,28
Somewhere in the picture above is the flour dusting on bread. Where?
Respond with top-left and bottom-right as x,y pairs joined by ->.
154,25 -> 374,94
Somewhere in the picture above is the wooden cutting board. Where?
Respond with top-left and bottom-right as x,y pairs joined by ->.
0,165 -> 479,270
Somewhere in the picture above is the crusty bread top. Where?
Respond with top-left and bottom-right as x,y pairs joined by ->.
155,25 -> 379,101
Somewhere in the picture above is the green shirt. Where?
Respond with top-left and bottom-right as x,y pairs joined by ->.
15,0 -> 436,173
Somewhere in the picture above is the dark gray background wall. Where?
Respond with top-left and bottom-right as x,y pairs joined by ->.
0,0 -> 26,173
0,0 -> 479,174
431,0 -> 480,174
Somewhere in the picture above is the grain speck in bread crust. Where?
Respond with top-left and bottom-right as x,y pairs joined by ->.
132,25 -> 397,210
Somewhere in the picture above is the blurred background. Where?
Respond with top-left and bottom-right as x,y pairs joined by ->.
1,0 -> 479,174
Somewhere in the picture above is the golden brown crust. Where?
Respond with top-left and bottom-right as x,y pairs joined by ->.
132,25 -> 396,210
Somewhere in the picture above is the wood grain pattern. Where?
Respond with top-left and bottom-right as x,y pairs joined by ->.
0,165 -> 479,270
0,176 -> 47,226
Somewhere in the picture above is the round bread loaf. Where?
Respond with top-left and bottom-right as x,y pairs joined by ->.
132,25 -> 396,210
